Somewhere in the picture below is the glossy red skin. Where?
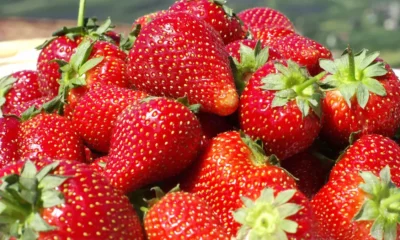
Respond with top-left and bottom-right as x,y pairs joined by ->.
281,151 -> 330,199
181,131 -> 298,235
321,66 -> 400,147
37,36 -> 79,96
169,0 -> 245,45
2,71 -> 43,115
106,97 -> 203,193
253,27 -> 296,46
90,156 -> 108,174
11,95 -> 52,117
270,34 -> 333,76
66,41 -> 130,116
312,135 -> 400,239
132,10 -> 168,30
72,85 -> 148,153
18,113 -> 85,162
238,7 -> 295,33
0,117 -> 20,168
0,159 -> 144,239
239,61 -> 322,160
145,191 -> 229,239
127,12 -> 239,116
225,39 -> 282,63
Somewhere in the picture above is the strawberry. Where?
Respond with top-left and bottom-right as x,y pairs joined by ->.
319,48 -> 400,147
0,117 -> 20,168
18,112 -> 85,162
72,85 -> 148,153
269,34 -> 332,76
312,166 -> 400,239
169,0 -> 245,45
239,60 -> 323,160
181,131 -> 303,236
225,39 -> 282,93
144,186 -> 229,239
127,12 -> 239,116
105,97 -> 203,193
237,7 -> 295,34
0,159 -> 144,239
0,71 -> 43,117
281,150 -> 332,199
253,27 -> 296,46
131,10 -> 168,29
10,95 -> 53,117
90,156 -> 108,174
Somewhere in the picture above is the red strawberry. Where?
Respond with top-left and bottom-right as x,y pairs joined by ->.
0,159 -> 144,239
11,95 -> 53,117
312,166 -> 400,239
91,156 -> 108,174
319,49 -> 400,147
169,0 -> 245,44
18,112 -> 85,162
72,85 -> 148,153
127,12 -> 239,116
239,60 -> 323,160
281,150 -> 332,199
225,39 -> 282,93
105,97 -> 203,193
253,27 -> 296,46
144,187 -> 229,239
237,7 -> 295,33
0,117 -> 20,168
132,10 -> 168,29
0,71 -> 43,116
269,34 -> 332,76
181,131 -> 301,236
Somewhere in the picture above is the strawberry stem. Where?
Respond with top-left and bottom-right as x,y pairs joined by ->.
381,192 -> 400,212
77,0 -> 86,27
293,78 -> 317,95
347,46 -> 356,81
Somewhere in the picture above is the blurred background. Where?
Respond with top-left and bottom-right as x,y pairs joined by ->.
0,0 -> 400,67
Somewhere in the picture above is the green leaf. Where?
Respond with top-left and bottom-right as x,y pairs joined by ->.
280,219 -> 299,233
20,106 -> 40,122
275,89 -> 296,99
35,38 -> 56,50
41,189 -> 65,208
78,56 -> 104,75
0,202 -> 5,214
272,97 -> 289,108
255,47 -> 269,70
274,189 -> 296,206
383,221 -> 398,240
39,175 -> 69,191
240,196 -> 255,208
278,203 -> 302,219
95,18 -> 113,35
319,59 -> 337,74
320,75 -> 339,89
370,215 -> 385,240
21,227 -> 38,240
338,83 -> 358,107
359,51 -> 380,70
362,78 -> 387,96
70,40 -> 94,72
256,188 -> 274,204
379,166 -> 391,186
30,213 -> 56,232
0,75 -> 17,90
20,188 -> 38,205
274,228 -> 289,240
274,62 -> 291,76
356,84 -> 370,109
20,161 -> 37,180
69,77 -> 86,87
36,162 -> 59,182
260,75 -> 285,90
296,98 -> 310,117
353,200 -> 379,221
364,62 -> 387,78
232,208 -> 247,225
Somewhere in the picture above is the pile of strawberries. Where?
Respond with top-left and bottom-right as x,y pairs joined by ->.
1,0 -> 400,239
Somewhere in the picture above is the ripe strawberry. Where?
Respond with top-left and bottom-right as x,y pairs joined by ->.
0,117 -> 20,168
105,97 -> 203,193
72,85 -> 148,153
225,39 -> 282,93
10,95 -> 53,117
312,166 -> 400,239
239,60 -> 323,160
253,27 -> 296,46
90,156 -> 108,174
18,112 -> 85,162
181,131 -> 302,236
144,187 -> 229,239
237,7 -> 295,34
0,71 -> 43,117
319,49 -> 400,147
169,0 -> 246,45
281,150 -> 332,199
132,10 -> 168,29
269,34 -> 332,76
127,12 -> 239,116
0,159 -> 144,239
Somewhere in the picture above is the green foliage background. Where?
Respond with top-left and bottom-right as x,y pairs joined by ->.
1,0 -> 399,67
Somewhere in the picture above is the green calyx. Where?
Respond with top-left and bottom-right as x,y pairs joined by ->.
140,185 -> 180,216
353,166 -> 400,240
319,47 -> 387,109
0,160 -> 69,240
120,24 -> 141,52
176,96 -> 202,113
232,41 -> 270,94
233,188 -> 302,240
240,132 -> 279,166
0,75 -> 18,117
260,60 -> 323,118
